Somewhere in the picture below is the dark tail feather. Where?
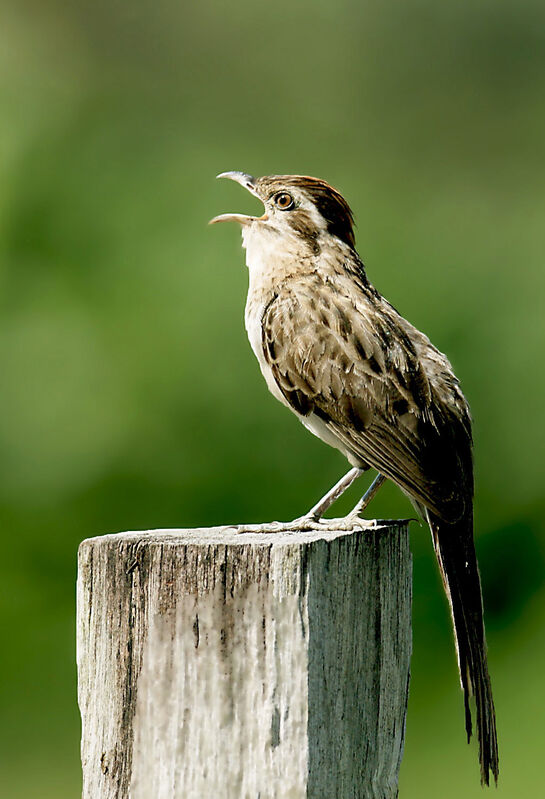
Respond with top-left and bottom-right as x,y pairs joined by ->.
428,510 -> 499,785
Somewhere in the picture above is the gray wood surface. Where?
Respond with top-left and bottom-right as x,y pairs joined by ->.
77,522 -> 411,799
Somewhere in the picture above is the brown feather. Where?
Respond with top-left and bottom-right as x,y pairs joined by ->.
233,171 -> 498,784
261,266 -> 470,522
256,175 -> 356,248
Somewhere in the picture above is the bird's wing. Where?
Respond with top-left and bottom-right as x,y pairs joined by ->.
261,275 -> 472,522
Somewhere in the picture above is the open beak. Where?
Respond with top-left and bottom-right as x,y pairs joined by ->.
209,171 -> 265,226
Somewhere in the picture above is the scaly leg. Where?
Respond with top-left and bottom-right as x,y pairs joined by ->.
345,473 -> 386,522
232,467 -> 372,534
304,466 -> 365,520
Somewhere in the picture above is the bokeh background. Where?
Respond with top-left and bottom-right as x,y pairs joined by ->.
1,1 -> 544,796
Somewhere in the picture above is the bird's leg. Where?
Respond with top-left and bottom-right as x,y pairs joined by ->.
345,473 -> 386,521
303,466 -> 365,521
231,467 -> 366,534
287,472 -> 386,533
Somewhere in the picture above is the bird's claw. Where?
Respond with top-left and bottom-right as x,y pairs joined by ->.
229,515 -> 377,535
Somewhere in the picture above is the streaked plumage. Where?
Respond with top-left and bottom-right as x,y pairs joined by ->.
211,172 -> 498,785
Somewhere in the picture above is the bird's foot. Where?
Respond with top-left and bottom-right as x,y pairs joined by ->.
228,517 -> 322,535
332,512 -> 377,531
229,514 -> 378,535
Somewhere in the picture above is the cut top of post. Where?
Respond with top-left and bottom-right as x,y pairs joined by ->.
86,521 -> 408,548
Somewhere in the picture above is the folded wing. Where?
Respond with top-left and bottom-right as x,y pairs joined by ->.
261,271 -> 473,522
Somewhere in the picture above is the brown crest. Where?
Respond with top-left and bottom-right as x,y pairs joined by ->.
257,175 -> 356,249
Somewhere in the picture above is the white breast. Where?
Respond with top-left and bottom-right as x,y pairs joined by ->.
244,295 -> 290,410
240,224 -> 364,467
242,223 -> 302,410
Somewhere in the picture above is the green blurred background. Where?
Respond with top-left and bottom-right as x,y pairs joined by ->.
1,0 -> 544,795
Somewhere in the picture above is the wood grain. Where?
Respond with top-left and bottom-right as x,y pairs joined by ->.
77,523 -> 411,799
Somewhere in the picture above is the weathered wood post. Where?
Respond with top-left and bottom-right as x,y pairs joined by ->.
77,522 -> 411,799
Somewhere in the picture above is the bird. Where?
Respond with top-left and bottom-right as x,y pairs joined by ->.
210,171 -> 498,785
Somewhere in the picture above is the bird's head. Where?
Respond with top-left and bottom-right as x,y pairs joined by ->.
210,172 -> 355,254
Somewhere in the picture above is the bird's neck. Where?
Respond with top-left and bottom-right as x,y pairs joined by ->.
242,224 -> 353,300
242,225 -> 309,290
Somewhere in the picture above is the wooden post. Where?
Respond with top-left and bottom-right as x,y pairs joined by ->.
77,523 -> 411,799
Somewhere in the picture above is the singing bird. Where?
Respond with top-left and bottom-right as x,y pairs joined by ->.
210,172 -> 498,785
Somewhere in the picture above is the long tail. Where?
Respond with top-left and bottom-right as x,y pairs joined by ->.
427,509 -> 499,785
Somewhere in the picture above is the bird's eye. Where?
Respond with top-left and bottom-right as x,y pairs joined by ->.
274,192 -> 294,210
